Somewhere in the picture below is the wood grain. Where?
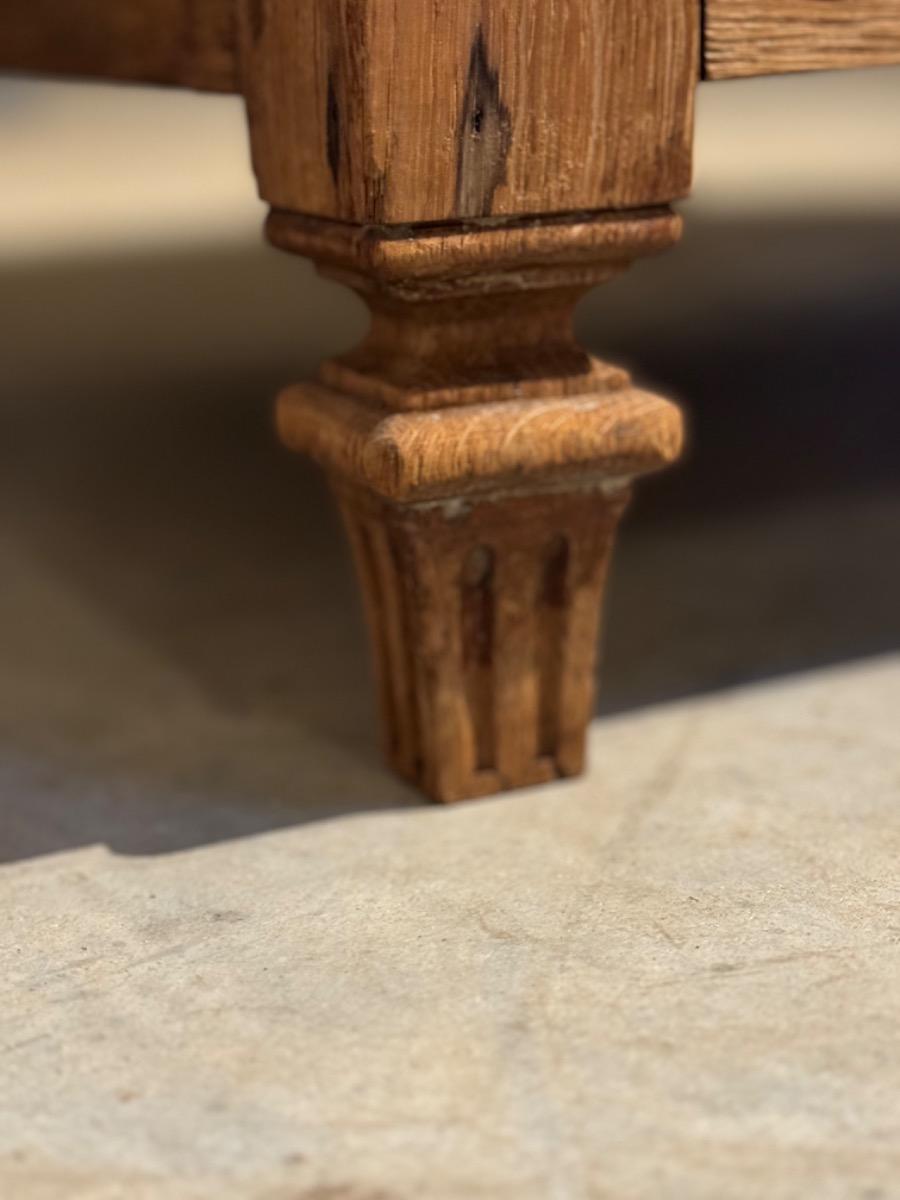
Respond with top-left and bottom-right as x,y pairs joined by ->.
0,0 -> 237,92
242,0 -> 699,223
336,483 -> 630,803
704,0 -> 900,79
279,385 -> 683,504
268,207 -> 682,411
274,210 -> 684,801
265,208 -> 683,294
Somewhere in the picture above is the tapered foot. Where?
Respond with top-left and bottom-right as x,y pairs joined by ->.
336,481 -> 629,802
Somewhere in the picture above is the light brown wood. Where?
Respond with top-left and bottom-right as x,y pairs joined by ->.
278,384 -> 682,504
334,483 -> 632,803
241,0 -> 699,223
275,211 -> 684,802
267,208 -> 682,411
704,0 -> 900,79
258,1 -> 699,800
0,0 -> 237,92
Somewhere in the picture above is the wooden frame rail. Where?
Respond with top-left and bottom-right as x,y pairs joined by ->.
704,0 -> 900,79
4,2 -> 900,93
0,0 -> 238,92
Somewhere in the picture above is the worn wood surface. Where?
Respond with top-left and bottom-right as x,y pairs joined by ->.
704,1 -> 900,79
336,484 -> 630,803
0,0 -> 237,91
275,211 -> 684,801
279,384 -> 683,506
242,0 -> 699,223
268,208 -> 681,409
260,0 -> 695,799
265,209 -> 684,294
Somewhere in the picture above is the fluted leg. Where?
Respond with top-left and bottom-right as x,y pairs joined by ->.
272,209 -> 684,801
333,481 -> 629,802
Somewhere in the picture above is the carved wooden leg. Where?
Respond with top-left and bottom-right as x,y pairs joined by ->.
271,212 -> 683,801
238,0 -> 698,800
332,482 -> 630,803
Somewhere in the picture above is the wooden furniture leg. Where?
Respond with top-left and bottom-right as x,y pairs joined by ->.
270,212 -> 684,802
239,0 -> 700,802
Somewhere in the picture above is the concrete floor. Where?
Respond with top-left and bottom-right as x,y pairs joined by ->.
2,654 -> 900,1200
2,161 -> 900,1196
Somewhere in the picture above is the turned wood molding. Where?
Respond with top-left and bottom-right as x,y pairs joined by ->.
274,209 -> 684,506
268,207 -> 682,410
4,1 -> 899,95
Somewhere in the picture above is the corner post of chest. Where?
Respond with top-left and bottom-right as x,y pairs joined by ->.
237,0 -> 700,801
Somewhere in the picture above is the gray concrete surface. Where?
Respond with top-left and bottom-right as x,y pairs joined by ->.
2,654 -> 900,1200
2,211 -> 900,1196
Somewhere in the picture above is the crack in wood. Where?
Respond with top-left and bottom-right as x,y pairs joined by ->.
326,70 -> 341,185
455,26 -> 512,219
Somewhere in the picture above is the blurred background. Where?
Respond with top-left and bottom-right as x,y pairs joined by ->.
1,68 -> 899,854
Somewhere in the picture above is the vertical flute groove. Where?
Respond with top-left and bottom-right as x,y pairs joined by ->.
461,545 -> 497,772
